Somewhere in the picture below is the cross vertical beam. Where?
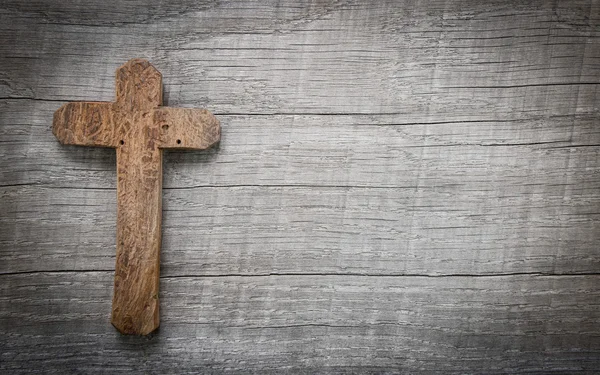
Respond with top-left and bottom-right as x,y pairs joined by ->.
52,59 -> 220,335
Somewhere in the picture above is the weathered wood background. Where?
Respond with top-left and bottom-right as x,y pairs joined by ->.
1,0 -> 599,373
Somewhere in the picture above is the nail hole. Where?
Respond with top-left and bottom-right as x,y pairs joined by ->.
162,124 -> 169,130
176,139 -> 181,144
120,140 -> 124,145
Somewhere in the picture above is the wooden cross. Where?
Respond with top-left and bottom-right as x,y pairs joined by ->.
52,59 -> 220,335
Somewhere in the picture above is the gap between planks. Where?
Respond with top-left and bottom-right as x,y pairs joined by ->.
1,269 -> 600,278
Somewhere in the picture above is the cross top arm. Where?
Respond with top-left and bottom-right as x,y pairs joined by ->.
52,59 -> 220,151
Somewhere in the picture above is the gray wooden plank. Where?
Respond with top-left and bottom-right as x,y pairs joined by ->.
1,272 -> 600,374
2,181 -> 599,276
0,0 -> 598,116
1,0 -> 599,372
1,100 -> 599,190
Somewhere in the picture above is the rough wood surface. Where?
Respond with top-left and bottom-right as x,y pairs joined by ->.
52,59 -> 220,335
1,0 -> 599,373
2,272 -> 600,373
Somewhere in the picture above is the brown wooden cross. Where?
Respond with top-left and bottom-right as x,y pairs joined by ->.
52,59 -> 220,335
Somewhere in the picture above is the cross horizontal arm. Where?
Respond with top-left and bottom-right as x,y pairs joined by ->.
153,107 -> 221,150
53,102 -> 118,148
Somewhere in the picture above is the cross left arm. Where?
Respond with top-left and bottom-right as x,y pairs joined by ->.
53,102 -> 118,148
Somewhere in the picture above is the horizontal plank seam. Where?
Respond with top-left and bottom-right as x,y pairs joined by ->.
1,98 -> 597,122
165,184 -> 422,190
1,270 -> 599,278
162,271 -> 600,278
244,323 -> 376,330
4,142 -> 598,149
3,179 -> 600,191
0,97 -> 66,103
2,143 -> 599,153
0,183 -> 417,190
443,82 -> 600,89
210,114 -> 580,120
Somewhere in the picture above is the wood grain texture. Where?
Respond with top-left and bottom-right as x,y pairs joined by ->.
2,272 -> 600,373
52,59 -> 220,335
1,0 -> 599,372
